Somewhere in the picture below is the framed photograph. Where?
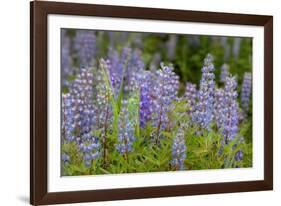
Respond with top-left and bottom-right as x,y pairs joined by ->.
30,1 -> 273,205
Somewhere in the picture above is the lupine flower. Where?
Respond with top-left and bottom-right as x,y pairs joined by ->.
184,82 -> 197,114
62,153 -> 70,164
171,128 -> 187,170
69,67 -> 95,137
241,72 -> 252,116
221,76 -> 239,144
74,30 -> 96,67
214,88 -> 225,130
233,137 -> 244,162
95,60 -> 113,131
62,93 -> 76,141
79,136 -> 100,167
234,150 -> 243,161
62,67 -> 95,145
116,100 -> 136,154
153,63 -> 179,134
137,70 -> 156,128
125,48 -> 145,93
62,66 -> 101,168
166,35 -> 178,60
220,63 -> 229,83
192,54 -> 215,131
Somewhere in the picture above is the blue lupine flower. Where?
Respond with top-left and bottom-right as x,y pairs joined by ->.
234,150 -> 243,161
214,88 -> 225,130
125,48 -> 145,93
241,72 -> 252,116
184,82 -> 197,114
221,76 -> 239,144
79,136 -> 100,167
137,71 -> 156,128
62,153 -> 70,164
62,93 -> 76,141
70,67 -> 95,137
74,30 -> 96,67
95,59 -> 114,132
153,63 -> 179,133
116,100 -> 136,154
192,54 -> 215,131
171,128 -> 187,170
220,63 -> 229,83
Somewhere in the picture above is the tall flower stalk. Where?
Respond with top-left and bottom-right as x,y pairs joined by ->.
116,100 -> 136,159
241,72 -> 252,117
153,63 -> 179,143
184,82 -> 197,114
221,76 -> 239,144
171,128 -> 187,170
192,54 -> 215,132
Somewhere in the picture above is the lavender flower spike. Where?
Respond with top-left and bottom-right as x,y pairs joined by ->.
241,72 -> 252,116
171,128 -> 187,170
184,82 -> 197,114
222,76 -> 239,144
116,100 -> 136,155
153,63 -> 179,135
192,54 -> 215,131
214,88 -> 225,130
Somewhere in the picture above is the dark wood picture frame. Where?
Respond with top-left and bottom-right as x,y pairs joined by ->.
30,1 -> 273,205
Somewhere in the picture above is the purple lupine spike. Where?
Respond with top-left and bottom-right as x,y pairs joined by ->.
214,88 -> 225,130
192,54 -> 215,131
95,60 -> 113,131
62,153 -> 70,164
61,30 -> 73,87
106,47 -> 130,97
241,72 -> 252,116
221,76 -> 239,144
137,70 -> 156,128
171,128 -> 187,170
166,35 -> 178,60
125,49 -> 145,93
69,67 -> 95,137
115,100 -> 136,154
234,150 -> 243,161
62,67 -> 100,167
153,63 -> 179,137
79,136 -> 100,167
62,93 -> 76,142
220,63 -> 229,83
184,82 -> 197,114
74,30 -> 96,67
